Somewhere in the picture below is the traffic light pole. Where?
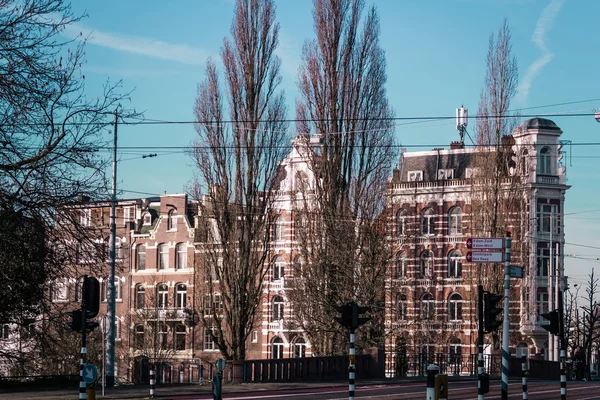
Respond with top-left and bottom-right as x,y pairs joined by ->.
79,275 -> 88,400
501,232 -> 511,400
349,329 -> 356,400
477,285 -> 484,400
558,290 -> 566,400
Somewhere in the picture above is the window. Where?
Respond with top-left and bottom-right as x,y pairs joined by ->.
272,216 -> 284,241
537,203 -> 559,234
293,255 -> 306,276
167,210 -> 176,231
158,322 -> 168,349
157,284 -> 169,309
52,279 -> 68,302
1,324 -> 9,340
115,240 -> 124,261
158,244 -> 169,270
419,345 -> 435,364
408,170 -> 423,182
421,208 -> 435,236
80,209 -> 91,227
76,241 -> 95,264
421,293 -> 434,320
448,250 -> 462,278
536,247 -> 549,277
204,293 -> 224,316
448,207 -> 462,235
295,171 -> 308,191
537,292 -> 549,317
136,245 -> 146,270
272,295 -> 284,321
135,285 -> 145,309
538,147 -> 552,175
420,250 -> 433,279
465,167 -> 477,179
176,243 -> 187,270
143,213 -> 152,226
516,342 -> 529,358
396,210 -> 407,236
123,207 -> 131,223
175,284 -> 187,309
273,255 -> 284,281
293,338 -> 306,358
175,324 -> 186,351
448,293 -> 463,321
115,319 -> 122,341
394,252 -> 406,279
448,337 -> 462,365
520,150 -> 529,175
134,325 -> 144,349
203,327 -> 217,351
74,278 -> 84,302
397,294 -> 407,321
437,169 -> 454,180
101,278 -> 122,302
271,337 -> 284,359
251,331 -> 258,343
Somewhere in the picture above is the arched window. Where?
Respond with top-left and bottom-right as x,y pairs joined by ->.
448,293 -> 463,321
521,149 -> 529,175
135,284 -> 145,309
396,210 -> 407,236
421,208 -> 435,236
295,171 -> 309,191
293,255 -> 306,276
420,250 -> 433,278
271,337 -> 284,359
175,284 -> 187,309
272,215 -> 284,241
448,337 -> 462,365
538,147 -> 551,174
101,277 -> 121,302
158,322 -> 168,349
397,293 -> 407,321
448,207 -> 462,235
394,252 -> 406,279
134,325 -> 144,349
175,324 -> 186,351
157,284 -> 168,309
293,338 -> 306,358
167,210 -> 176,230
176,243 -> 187,270
158,243 -> 169,269
143,213 -> 152,226
136,245 -> 146,270
421,293 -> 434,320
448,250 -> 462,278
273,255 -> 285,281
272,295 -> 284,321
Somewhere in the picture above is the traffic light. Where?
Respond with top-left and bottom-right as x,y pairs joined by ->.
84,277 -> 100,318
483,291 -> 503,333
351,303 -> 371,330
540,310 -> 559,335
334,303 -> 353,328
67,309 -> 82,332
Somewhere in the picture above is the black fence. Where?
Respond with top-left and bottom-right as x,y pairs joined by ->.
0,374 -> 80,389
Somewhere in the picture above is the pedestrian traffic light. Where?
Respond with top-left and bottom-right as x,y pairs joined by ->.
84,276 -> 100,318
351,303 -> 371,330
334,303 -> 353,328
483,291 -> 503,333
540,310 -> 560,335
67,309 -> 82,332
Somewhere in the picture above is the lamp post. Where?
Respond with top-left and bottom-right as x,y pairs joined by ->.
595,111 -> 600,124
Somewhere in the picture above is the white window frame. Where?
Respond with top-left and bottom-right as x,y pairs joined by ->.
80,209 -> 91,227
158,244 -> 169,270
272,296 -> 284,321
421,294 -> 434,320
465,168 -> 478,179
174,324 -> 186,351
157,284 -> 169,309
175,284 -> 187,309
1,324 -> 9,340
167,210 -> 177,231
176,243 -> 187,270
420,251 -> 433,279
251,330 -> 258,343
537,292 -> 549,317
271,337 -> 284,359
123,207 -> 131,223
136,245 -> 146,270
273,256 -> 285,281
52,279 -> 69,302
538,147 -> 552,175
448,207 -> 462,235
437,169 -> 454,180
203,327 -> 218,351
448,293 -> 463,321
537,203 -> 559,234
448,250 -> 462,278
143,213 -> 152,226
421,209 -> 435,236
408,170 -> 423,182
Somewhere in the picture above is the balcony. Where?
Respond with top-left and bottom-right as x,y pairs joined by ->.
536,175 -> 559,185
447,321 -> 463,331
141,308 -> 187,320
270,278 -> 284,291
268,320 -> 284,332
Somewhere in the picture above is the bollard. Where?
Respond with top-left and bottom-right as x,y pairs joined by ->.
426,364 -> 440,400
199,363 -> 204,385
560,349 -> 566,400
521,355 -> 528,399
86,386 -> 96,400
149,365 -> 155,399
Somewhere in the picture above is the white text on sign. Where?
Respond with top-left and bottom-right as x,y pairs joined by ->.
466,238 -> 503,250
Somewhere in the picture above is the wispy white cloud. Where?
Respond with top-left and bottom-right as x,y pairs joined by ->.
63,22 -> 213,66
517,0 -> 564,104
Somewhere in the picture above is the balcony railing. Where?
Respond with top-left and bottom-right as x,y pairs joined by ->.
268,320 -> 284,332
271,279 -> 284,291
536,175 -> 559,185
140,308 -> 187,319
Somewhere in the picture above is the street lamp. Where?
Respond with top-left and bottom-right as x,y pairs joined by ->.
595,111 -> 600,124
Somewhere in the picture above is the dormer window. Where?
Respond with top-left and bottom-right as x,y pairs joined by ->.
143,212 -> 152,226
167,209 -> 176,230
408,170 -> 423,182
465,168 -> 478,179
437,169 -> 454,180
538,147 -> 552,175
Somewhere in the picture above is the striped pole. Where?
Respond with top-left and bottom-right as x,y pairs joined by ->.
521,355 -> 528,399
79,347 -> 86,400
560,349 -> 566,400
477,285 -> 485,400
149,365 -> 155,398
349,330 -> 355,400
501,232 -> 512,400
426,364 -> 439,400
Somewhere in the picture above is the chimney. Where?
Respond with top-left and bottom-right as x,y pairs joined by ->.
392,168 -> 400,182
450,141 -> 464,150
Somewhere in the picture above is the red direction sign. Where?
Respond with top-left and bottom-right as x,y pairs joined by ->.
466,238 -> 503,250
466,251 -> 504,263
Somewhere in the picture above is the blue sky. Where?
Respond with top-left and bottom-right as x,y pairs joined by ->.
67,0 -> 600,287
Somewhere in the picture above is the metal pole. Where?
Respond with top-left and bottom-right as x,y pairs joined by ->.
106,111 -> 118,387
426,364 -> 439,400
549,216 -> 554,361
349,329 -> 356,400
554,242 -> 560,361
558,289 -> 566,400
478,284 -> 485,400
501,232 -> 511,400
79,275 -> 88,400
521,355 -> 528,399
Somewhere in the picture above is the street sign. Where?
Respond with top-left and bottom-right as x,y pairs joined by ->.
215,358 -> 226,373
83,363 -> 98,384
466,238 -> 503,250
467,251 -> 504,263
509,265 -> 523,278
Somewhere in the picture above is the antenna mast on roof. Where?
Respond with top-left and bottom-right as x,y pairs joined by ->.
456,106 -> 468,145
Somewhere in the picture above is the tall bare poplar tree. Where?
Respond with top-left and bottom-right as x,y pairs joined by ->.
287,0 -> 395,356
190,0 -> 287,362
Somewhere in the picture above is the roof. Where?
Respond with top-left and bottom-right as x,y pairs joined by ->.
516,118 -> 560,131
397,149 -> 478,182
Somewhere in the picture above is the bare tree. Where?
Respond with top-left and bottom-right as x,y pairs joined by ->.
0,0 -> 137,325
287,0 -> 396,356
580,270 -> 600,380
190,0 -> 288,362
